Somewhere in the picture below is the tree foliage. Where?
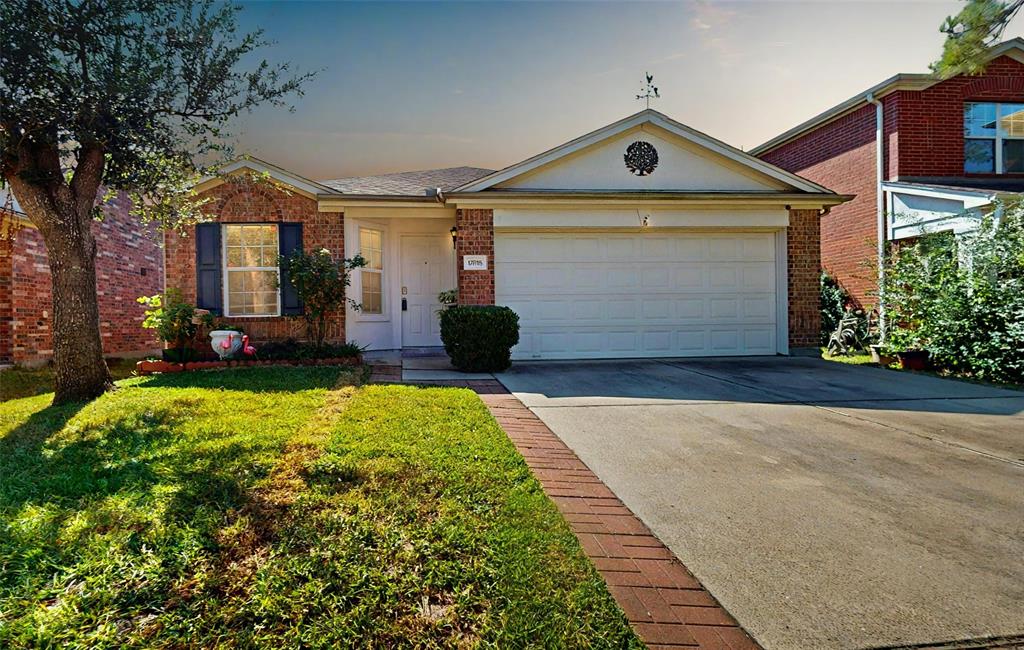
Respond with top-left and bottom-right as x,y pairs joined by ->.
882,205 -> 1024,384
280,249 -> 366,349
0,0 -> 313,403
933,0 -> 1023,77
1,0 -> 315,227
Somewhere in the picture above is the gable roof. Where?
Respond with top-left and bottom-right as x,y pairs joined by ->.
322,166 -> 493,196
451,108 -> 834,195
751,37 -> 1024,156
195,156 -> 340,198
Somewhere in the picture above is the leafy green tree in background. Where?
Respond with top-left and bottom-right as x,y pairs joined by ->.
934,0 -> 1023,77
0,0 -> 313,403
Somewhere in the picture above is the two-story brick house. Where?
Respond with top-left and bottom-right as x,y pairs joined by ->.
752,38 -> 1024,309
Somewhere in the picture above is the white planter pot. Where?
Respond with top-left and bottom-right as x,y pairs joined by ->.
210,330 -> 243,359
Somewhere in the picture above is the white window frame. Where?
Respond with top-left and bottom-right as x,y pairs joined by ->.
964,102 -> 1024,174
357,225 -> 387,321
222,223 -> 281,318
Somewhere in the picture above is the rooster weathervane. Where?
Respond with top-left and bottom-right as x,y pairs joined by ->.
636,72 -> 660,109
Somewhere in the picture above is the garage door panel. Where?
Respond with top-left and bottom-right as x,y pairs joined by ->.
496,232 -> 779,359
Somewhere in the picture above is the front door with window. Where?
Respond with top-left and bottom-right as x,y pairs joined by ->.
400,234 -> 453,347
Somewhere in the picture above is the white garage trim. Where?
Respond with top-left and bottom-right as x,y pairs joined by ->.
496,230 -> 786,360
493,208 -> 790,229
775,229 -> 789,356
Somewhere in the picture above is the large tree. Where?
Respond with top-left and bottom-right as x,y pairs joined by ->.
934,0 -> 1023,77
0,0 -> 313,403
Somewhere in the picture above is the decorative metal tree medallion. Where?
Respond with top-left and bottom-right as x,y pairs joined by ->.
624,141 -> 659,176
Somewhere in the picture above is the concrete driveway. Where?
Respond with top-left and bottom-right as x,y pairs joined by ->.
495,357 -> 1024,650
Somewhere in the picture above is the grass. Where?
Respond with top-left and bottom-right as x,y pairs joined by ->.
820,348 -> 1023,391
0,366 -> 638,648
1,359 -> 139,402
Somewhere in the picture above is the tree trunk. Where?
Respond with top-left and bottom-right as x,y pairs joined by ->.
5,141 -> 113,403
46,216 -> 112,403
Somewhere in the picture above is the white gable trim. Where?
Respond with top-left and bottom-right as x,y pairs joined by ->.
195,156 -> 339,199
453,109 -> 832,195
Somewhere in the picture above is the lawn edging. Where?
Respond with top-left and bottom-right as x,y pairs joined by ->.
136,356 -> 362,375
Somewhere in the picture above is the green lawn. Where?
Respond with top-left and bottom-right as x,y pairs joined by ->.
1,359 -> 139,402
0,367 -> 638,648
820,348 -> 1023,390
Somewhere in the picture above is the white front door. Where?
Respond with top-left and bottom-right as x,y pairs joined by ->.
495,231 -> 780,360
401,234 -> 453,347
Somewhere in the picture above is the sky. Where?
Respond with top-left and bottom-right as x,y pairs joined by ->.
231,0 -> 1024,181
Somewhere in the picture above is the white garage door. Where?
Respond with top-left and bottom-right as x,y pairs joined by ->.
495,232 -> 779,359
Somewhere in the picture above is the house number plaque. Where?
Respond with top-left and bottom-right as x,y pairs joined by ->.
463,255 -> 488,270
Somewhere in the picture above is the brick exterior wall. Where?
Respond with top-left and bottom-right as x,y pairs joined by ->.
787,208 -> 822,350
455,208 -> 495,305
761,103 -> 888,308
759,55 -> 1024,309
164,180 -> 345,344
893,56 -> 1024,177
0,193 -> 163,366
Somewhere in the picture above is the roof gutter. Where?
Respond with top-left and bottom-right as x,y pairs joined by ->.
866,92 -> 887,343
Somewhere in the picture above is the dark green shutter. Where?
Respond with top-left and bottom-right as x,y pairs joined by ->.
279,223 -> 303,315
195,223 -> 222,315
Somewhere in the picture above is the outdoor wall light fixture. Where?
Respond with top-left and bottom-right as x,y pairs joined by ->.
449,226 -> 458,248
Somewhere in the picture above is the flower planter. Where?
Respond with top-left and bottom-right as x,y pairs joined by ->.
869,345 -> 896,366
897,350 -> 930,371
210,330 -> 243,359
137,359 -> 168,374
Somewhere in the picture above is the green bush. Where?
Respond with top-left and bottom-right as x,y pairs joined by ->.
882,205 -> 1024,384
279,248 -> 366,349
138,289 -> 212,358
255,338 -> 365,360
439,306 -> 520,372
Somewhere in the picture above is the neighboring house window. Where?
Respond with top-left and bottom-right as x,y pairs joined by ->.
359,227 -> 383,314
223,224 -> 280,316
964,102 -> 1024,173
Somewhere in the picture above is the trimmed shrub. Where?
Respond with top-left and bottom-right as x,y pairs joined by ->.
439,306 -> 520,372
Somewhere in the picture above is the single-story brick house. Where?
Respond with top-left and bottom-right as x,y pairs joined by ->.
1,190 -> 163,366
166,109 -> 848,360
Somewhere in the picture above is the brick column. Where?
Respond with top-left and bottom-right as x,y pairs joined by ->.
787,208 -> 821,351
455,208 -> 495,306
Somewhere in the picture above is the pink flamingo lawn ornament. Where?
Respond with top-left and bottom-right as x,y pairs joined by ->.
241,335 -> 257,357
219,333 -> 234,357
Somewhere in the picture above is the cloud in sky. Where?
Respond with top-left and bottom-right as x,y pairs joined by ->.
689,1 -> 741,67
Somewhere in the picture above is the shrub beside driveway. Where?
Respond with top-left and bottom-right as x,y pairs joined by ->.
0,367 -> 639,647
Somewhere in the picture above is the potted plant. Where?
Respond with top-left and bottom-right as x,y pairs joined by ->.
883,324 -> 930,371
869,344 -> 897,366
437,289 -> 458,310
137,290 -> 211,365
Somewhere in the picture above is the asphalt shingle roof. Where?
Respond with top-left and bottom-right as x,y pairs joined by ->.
321,166 -> 494,196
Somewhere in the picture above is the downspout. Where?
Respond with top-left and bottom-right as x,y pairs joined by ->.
866,92 -> 886,343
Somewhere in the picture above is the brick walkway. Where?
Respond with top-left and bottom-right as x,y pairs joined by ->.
478,392 -> 761,650
368,369 -> 759,648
